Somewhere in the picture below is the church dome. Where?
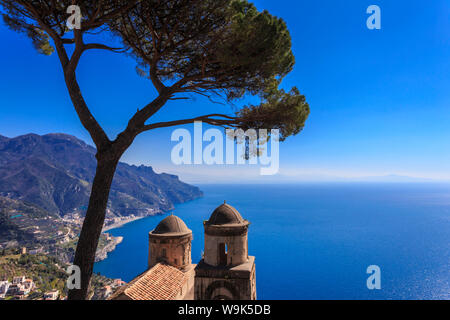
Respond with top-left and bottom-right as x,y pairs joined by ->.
206,202 -> 246,226
151,215 -> 191,235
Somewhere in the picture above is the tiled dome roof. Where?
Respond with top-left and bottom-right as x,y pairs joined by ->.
151,215 -> 191,235
207,203 -> 245,225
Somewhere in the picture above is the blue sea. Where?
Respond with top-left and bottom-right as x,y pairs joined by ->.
94,183 -> 450,299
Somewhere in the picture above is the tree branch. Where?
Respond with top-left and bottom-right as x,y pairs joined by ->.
83,43 -> 128,53
82,1 -> 140,31
142,113 -> 239,131
16,2 -> 112,151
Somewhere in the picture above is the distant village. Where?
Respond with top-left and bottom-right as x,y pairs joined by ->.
0,247 -> 127,300
0,275 -> 57,300
0,272 -> 126,300
0,208 -> 141,264
0,210 -> 140,300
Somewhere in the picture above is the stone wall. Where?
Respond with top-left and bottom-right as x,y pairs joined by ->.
194,256 -> 256,300
148,233 -> 192,270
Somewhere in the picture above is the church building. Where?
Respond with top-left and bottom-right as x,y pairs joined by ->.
110,202 -> 256,300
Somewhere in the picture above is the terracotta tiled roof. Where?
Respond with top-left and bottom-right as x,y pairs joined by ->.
109,263 -> 187,300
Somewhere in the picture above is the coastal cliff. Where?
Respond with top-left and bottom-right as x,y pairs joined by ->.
0,133 -> 203,263
0,133 -> 203,218
95,236 -> 123,262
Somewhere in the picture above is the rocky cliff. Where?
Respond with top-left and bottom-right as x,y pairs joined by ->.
0,133 -> 202,217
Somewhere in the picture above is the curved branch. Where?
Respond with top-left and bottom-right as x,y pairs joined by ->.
142,114 -> 239,131
17,3 -> 112,151
83,43 -> 128,53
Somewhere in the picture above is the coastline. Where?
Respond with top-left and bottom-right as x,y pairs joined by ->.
96,197 -> 202,262
95,236 -> 123,262
95,216 -> 151,262
102,216 -> 147,232
96,213 -> 165,262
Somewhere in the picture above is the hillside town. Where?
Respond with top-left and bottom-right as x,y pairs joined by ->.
0,274 -> 126,300
0,201 -> 128,265
0,196 -> 156,300
0,247 -> 127,300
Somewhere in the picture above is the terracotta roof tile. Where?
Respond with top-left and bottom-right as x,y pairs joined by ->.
110,263 -> 188,300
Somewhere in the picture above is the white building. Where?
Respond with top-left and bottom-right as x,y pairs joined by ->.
0,281 -> 10,298
12,276 -> 25,285
44,290 -> 59,300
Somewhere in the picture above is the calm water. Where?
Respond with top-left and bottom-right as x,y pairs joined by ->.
94,183 -> 450,299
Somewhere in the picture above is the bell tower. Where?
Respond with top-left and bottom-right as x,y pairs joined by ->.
195,202 -> 256,300
148,214 -> 193,271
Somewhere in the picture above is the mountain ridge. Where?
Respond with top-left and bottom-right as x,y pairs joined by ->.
0,133 -> 202,217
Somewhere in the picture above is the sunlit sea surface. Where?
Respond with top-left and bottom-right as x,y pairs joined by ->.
94,183 -> 450,299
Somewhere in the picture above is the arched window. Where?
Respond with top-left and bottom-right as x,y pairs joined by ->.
218,243 -> 227,265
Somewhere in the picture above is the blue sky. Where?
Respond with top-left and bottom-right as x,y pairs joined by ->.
0,0 -> 449,183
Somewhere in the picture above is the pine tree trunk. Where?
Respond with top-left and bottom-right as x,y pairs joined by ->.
67,153 -> 120,300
